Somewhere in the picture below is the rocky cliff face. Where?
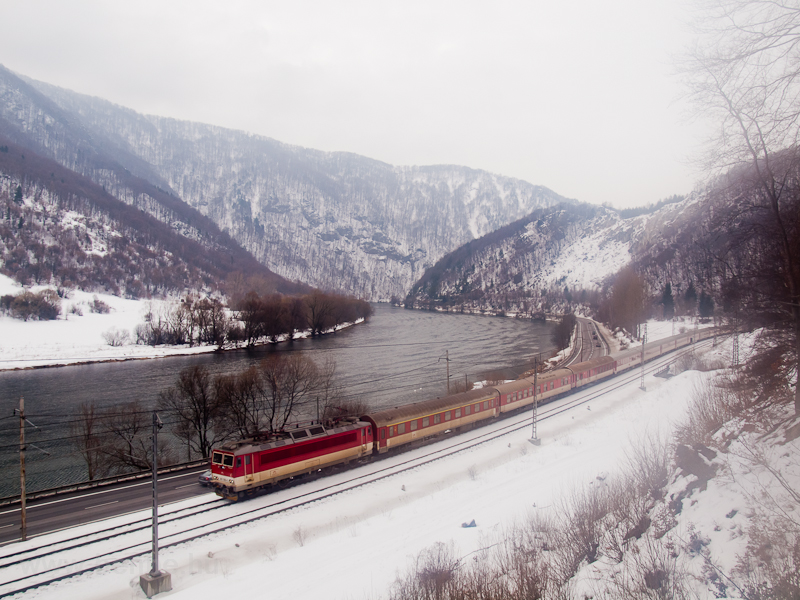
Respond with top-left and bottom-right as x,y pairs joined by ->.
17,74 -> 573,299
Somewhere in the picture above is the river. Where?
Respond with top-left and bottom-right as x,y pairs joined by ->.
0,305 -> 555,496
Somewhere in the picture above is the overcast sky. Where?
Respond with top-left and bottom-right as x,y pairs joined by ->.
1,1 -> 709,209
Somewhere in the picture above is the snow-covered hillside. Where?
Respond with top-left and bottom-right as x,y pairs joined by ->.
405,191 -> 714,315
0,69 -> 574,301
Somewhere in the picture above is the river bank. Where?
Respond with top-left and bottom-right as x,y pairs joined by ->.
0,274 -> 360,371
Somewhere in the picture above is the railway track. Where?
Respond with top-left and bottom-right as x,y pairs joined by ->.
0,339 -> 716,598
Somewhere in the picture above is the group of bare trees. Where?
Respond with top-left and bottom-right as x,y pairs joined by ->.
69,399 -> 176,478
683,0 -> 800,414
234,290 -> 373,347
70,354 -> 362,478
134,297 -> 230,348
133,290 -> 372,350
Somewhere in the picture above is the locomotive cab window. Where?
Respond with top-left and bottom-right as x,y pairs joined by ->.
222,454 -> 234,468
212,452 -> 223,465
245,455 -> 251,465
236,457 -> 242,468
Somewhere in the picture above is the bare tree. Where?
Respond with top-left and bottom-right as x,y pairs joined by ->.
684,0 -> 800,413
159,365 -> 226,460
193,297 -> 229,348
609,266 -> 647,337
215,366 -> 263,438
69,401 -> 107,480
305,291 -> 335,336
552,313 -> 577,351
259,354 -> 321,431
236,291 -> 265,347
99,401 -> 173,472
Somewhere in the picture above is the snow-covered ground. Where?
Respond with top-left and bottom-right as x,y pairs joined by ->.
0,275 -> 364,371
4,334 -> 791,600
0,275 -> 220,371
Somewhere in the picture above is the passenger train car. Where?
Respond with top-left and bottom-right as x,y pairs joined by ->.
210,326 -> 716,499
211,420 -> 373,500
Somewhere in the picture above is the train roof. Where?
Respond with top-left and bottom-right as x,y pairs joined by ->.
565,355 -> 615,372
362,387 -> 498,428
214,420 -> 369,455
492,367 -> 574,393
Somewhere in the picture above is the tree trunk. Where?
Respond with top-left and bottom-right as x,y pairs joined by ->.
796,319 -> 800,416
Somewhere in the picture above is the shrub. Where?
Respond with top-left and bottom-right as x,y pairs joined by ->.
90,296 -> 111,314
103,328 -> 130,347
6,289 -> 61,321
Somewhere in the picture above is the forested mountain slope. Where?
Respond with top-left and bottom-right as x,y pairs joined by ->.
4,69 -> 573,299
0,136 -> 302,297
405,192 -> 713,315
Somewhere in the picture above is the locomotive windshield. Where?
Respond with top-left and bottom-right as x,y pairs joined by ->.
212,452 -> 234,467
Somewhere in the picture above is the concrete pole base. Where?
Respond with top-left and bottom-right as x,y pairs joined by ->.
528,437 -> 541,446
140,571 -> 172,598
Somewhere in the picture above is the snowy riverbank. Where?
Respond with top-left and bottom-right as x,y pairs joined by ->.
0,275 -> 362,371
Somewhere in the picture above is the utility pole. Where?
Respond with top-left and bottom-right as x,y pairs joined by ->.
140,411 -> 171,597
529,357 -> 540,445
640,323 -> 647,391
446,350 -> 450,394
17,397 -> 26,542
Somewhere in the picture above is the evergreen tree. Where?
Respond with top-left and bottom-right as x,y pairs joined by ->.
661,283 -> 675,320
699,292 -> 714,319
684,281 -> 697,314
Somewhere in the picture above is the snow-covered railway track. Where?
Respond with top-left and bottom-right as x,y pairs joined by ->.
0,340 -> 713,598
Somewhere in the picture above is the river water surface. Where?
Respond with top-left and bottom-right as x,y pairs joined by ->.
0,305 -> 555,496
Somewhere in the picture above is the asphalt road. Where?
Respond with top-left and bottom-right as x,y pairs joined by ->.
0,467 -> 212,545
564,317 -> 608,366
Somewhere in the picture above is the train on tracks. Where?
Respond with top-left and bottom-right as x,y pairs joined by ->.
210,326 -> 715,500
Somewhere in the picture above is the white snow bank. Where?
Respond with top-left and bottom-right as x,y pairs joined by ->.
0,274 -> 217,370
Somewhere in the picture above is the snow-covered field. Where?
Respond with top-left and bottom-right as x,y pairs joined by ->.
4,334 -> 792,600
0,275 -> 220,371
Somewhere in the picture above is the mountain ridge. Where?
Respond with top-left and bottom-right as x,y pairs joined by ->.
4,66 -> 575,299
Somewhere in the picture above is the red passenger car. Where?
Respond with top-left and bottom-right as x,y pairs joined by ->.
211,420 -> 373,500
